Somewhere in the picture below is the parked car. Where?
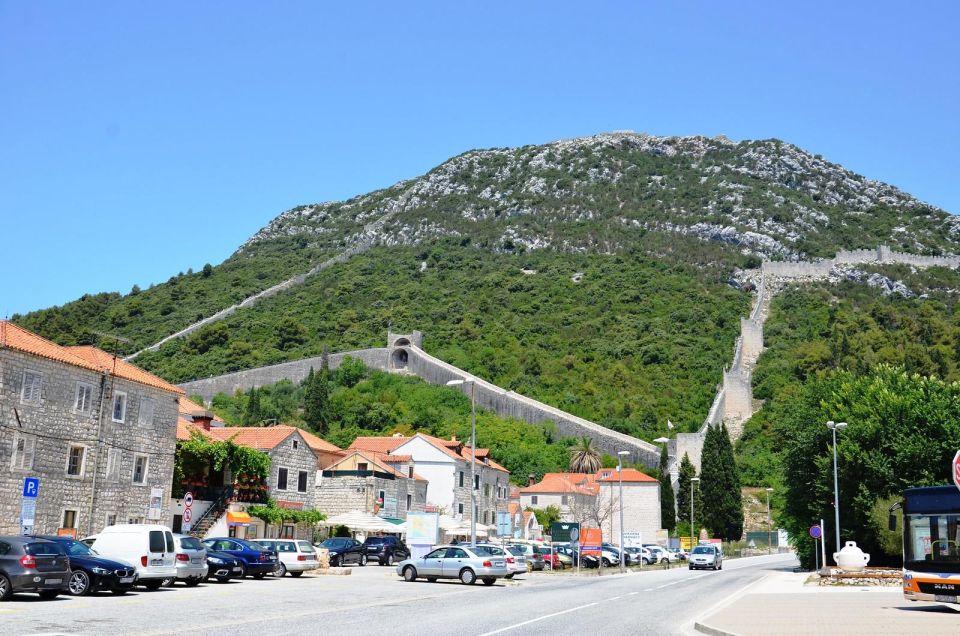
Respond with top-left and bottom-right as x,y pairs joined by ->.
205,548 -> 245,583
688,544 -> 723,570
474,544 -> 523,578
396,545 -> 508,585
623,546 -> 654,565
549,545 -> 573,568
534,545 -> 564,570
0,536 -> 71,601
362,536 -> 410,566
506,544 -> 544,571
36,535 -> 136,596
316,538 -> 367,567
201,538 -> 278,579
257,539 -> 319,577
554,545 -> 598,568
667,548 -> 687,561
167,534 -> 208,586
599,544 -> 624,567
643,544 -> 679,563
91,524 -> 177,590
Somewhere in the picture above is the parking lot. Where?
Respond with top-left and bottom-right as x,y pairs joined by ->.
0,554 -> 795,635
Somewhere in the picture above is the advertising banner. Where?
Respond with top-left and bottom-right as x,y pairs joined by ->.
580,528 -> 602,555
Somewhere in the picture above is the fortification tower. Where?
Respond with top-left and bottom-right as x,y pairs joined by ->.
387,330 -> 422,371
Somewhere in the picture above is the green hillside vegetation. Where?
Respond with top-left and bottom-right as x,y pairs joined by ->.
142,243 -> 748,440
204,360 -> 575,485
739,268 -> 960,485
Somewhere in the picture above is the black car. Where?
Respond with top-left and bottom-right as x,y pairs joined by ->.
318,538 -> 366,566
0,536 -> 71,601
36,536 -> 136,596
202,538 -> 278,578
363,536 -> 410,566
205,549 -> 245,583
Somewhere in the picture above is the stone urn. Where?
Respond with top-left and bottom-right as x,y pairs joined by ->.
833,541 -> 870,572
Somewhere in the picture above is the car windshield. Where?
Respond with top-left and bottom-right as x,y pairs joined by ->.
365,537 -> 389,545
320,539 -> 344,549
59,539 -> 95,556
692,546 -> 713,554
25,542 -> 66,556
179,536 -> 204,551
297,541 -> 314,553
506,546 -> 525,556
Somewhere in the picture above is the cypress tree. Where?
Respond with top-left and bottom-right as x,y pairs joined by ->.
676,452 -> 702,535
700,423 -> 744,541
658,445 -> 676,532
304,353 -> 332,435
243,387 -> 262,425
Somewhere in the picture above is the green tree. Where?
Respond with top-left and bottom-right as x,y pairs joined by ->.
304,352 -> 332,434
676,452 -> 703,535
569,436 -> 602,473
700,423 -> 743,541
658,445 -> 676,532
529,504 -> 562,530
242,387 -> 263,425
202,263 -> 213,278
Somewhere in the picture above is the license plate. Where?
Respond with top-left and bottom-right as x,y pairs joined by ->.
120,577 -> 134,583
232,567 -> 241,572
191,558 -> 202,564
44,578 -> 62,585
493,561 -> 504,567
150,559 -> 163,566
935,594 -> 957,603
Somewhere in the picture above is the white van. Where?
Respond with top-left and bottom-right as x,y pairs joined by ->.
91,524 -> 177,589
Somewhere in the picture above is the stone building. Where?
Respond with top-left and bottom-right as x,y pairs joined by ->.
315,450 -> 427,521
518,473 -> 599,522
0,321 -> 182,536
348,432 -> 510,529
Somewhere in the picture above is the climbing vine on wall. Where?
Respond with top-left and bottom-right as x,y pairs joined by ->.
248,499 -> 326,525
173,431 -> 271,497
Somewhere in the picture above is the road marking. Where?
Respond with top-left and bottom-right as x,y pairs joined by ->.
476,602 -> 600,636
627,591 -> 638,596
609,595 -> 622,600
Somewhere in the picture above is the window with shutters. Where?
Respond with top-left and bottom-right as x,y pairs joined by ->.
133,454 -> 148,484
106,449 -> 122,482
10,433 -> 36,470
277,467 -> 288,490
112,391 -> 127,423
138,398 -> 155,425
297,470 -> 308,492
74,383 -> 93,413
66,445 -> 86,477
20,371 -> 42,404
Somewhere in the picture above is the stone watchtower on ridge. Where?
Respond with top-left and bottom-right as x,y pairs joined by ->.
388,331 -> 422,371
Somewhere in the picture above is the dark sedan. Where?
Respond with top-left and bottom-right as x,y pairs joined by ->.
0,536 -> 71,600
317,538 -> 366,566
36,536 -> 136,596
205,549 -> 245,583
202,538 -> 278,579
362,536 -> 409,566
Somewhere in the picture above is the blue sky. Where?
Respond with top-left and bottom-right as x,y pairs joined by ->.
1,1 -> 958,316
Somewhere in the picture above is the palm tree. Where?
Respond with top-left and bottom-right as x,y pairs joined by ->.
569,436 -> 602,473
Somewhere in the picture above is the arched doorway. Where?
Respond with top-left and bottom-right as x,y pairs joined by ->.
391,348 -> 409,370
393,337 -> 411,348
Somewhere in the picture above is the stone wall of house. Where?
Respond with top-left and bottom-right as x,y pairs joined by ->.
267,432 -> 319,509
601,482 -> 661,545
316,473 -> 427,520
0,349 -> 179,536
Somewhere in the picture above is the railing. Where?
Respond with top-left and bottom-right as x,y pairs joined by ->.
189,485 -> 234,536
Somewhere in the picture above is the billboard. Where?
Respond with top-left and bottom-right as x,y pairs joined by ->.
496,511 -> 511,536
580,528 -> 602,556
405,512 -> 439,545
550,522 -> 580,543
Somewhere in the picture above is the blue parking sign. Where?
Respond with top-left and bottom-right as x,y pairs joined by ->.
23,477 -> 39,498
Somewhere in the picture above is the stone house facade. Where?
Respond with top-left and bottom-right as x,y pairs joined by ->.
315,450 -> 427,520
0,321 -> 182,537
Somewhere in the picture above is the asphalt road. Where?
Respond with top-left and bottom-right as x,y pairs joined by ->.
0,553 -> 797,635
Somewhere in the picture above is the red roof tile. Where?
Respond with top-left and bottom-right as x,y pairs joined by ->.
520,473 -> 599,496
1,321 -> 103,372
595,468 -> 657,483
348,436 -> 408,454
67,346 -> 184,395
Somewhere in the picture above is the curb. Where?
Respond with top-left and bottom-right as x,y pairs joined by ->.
693,621 -> 742,636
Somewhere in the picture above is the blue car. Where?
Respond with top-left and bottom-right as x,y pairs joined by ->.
36,536 -> 137,596
202,538 -> 278,579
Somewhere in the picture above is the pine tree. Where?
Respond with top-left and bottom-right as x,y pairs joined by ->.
242,387 -> 262,425
658,445 -> 676,532
304,352 -> 332,435
700,423 -> 744,541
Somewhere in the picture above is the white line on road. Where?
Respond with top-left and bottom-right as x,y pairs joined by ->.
476,602 -> 600,636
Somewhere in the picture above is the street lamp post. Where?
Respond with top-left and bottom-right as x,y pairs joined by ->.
690,477 -> 700,552
826,420 -> 848,555
447,378 -> 477,546
617,450 -> 630,572
765,487 -> 774,554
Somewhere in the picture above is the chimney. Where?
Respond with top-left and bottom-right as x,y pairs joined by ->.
450,435 -> 458,442
528,474 -> 536,487
193,411 -> 214,431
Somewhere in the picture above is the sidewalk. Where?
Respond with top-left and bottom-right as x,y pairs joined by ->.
695,570 -> 960,636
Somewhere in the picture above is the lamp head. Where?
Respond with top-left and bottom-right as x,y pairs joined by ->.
618,450 -> 630,456
691,477 -> 700,484
653,437 -> 670,444
766,487 -> 773,493
836,422 -> 848,430
446,379 -> 465,386
826,420 -> 835,429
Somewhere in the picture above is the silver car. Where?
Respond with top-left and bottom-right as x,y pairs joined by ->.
170,534 -> 208,585
396,545 -> 508,586
476,543 -> 524,578
688,544 -> 723,570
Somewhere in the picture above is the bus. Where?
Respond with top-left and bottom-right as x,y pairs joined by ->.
891,485 -> 960,605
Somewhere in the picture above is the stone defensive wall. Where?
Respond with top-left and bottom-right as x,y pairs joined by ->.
761,245 -> 960,281
178,348 -> 391,401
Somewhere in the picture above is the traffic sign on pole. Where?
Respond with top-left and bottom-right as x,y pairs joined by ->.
809,524 -> 822,540
182,491 -> 194,533
952,451 -> 960,492
22,477 -> 39,498
184,491 -> 194,508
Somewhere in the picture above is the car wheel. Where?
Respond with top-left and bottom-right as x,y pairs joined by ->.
275,562 -> 287,577
602,558 -> 611,567
426,576 -> 438,582
482,578 -> 495,586
359,554 -> 367,567
143,579 -> 163,591
238,563 -> 247,578
111,589 -> 128,595
0,574 -> 11,601
68,570 -> 92,596
290,571 -> 303,578
331,556 -> 340,568
215,576 -> 231,583
162,577 -> 175,587
505,573 -> 514,579
460,568 -> 477,585
253,572 -> 266,579
386,554 -> 393,566
402,566 -> 417,582
38,590 -> 59,600
185,577 -> 202,587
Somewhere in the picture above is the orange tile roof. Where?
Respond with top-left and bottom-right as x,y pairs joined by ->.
595,468 -> 658,483
67,346 -> 184,395
206,424 -> 339,454
296,427 -> 341,453
520,473 -> 599,496
176,415 -> 216,441
348,436 -> 408,454
1,321 -> 103,372
353,433 -> 510,474
178,396 -> 208,417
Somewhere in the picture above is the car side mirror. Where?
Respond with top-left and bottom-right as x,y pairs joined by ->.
888,513 -> 897,532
